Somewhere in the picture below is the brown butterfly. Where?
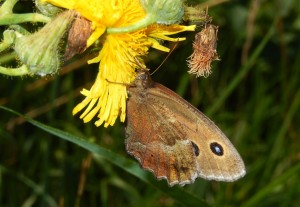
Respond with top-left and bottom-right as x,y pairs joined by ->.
125,67 -> 246,186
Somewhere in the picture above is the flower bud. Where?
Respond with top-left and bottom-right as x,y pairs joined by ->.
140,0 -> 184,24
35,0 -> 62,17
14,10 -> 75,76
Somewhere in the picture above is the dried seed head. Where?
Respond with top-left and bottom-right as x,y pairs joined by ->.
187,24 -> 220,77
64,14 -> 92,60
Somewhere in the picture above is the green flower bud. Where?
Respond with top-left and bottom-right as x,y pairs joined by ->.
140,0 -> 185,24
14,10 -> 75,76
35,0 -> 62,17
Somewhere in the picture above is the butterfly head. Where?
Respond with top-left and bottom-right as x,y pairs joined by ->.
132,69 -> 154,89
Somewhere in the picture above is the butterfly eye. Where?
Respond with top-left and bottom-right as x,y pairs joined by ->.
210,142 -> 224,156
191,141 -> 200,156
139,73 -> 146,80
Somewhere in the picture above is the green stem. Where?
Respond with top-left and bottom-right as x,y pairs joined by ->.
0,52 -> 15,64
0,13 -> 51,25
106,13 -> 156,34
0,0 -> 18,15
0,64 -> 29,76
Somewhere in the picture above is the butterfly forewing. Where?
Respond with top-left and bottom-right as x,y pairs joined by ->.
125,70 -> 245,186
126,87 -> 198,186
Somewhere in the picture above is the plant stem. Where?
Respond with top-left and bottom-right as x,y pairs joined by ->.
0,65 -> 29,76
0,0 -> 19,15
0,13 -> 51,25
106,13 -> 156,34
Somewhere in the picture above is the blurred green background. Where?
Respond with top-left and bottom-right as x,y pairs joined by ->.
1,0 -> 300,206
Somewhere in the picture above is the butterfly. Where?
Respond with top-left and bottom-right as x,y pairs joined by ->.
125,68 -> 245,186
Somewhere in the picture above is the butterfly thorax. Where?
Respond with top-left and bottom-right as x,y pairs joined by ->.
127,69 -> 156,103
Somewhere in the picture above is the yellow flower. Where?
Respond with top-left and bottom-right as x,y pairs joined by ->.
43,0 -> 195,127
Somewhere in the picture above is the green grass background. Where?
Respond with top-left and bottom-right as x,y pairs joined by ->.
1,0 -> 300,206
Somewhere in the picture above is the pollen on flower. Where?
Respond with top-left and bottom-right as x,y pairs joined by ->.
72,33 -> 146,127
187,24 -> 220,78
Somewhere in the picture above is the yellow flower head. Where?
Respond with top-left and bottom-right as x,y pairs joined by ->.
43,0 -> 195,127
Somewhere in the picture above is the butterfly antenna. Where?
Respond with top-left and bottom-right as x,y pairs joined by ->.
133,57 -> 147,70
150,41 -> 179,75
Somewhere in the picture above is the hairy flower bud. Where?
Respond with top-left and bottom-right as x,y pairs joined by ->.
140,0 -> 184,24
14,10 -> 75,76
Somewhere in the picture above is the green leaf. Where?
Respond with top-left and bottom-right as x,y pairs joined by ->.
0,105 -> 211,207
